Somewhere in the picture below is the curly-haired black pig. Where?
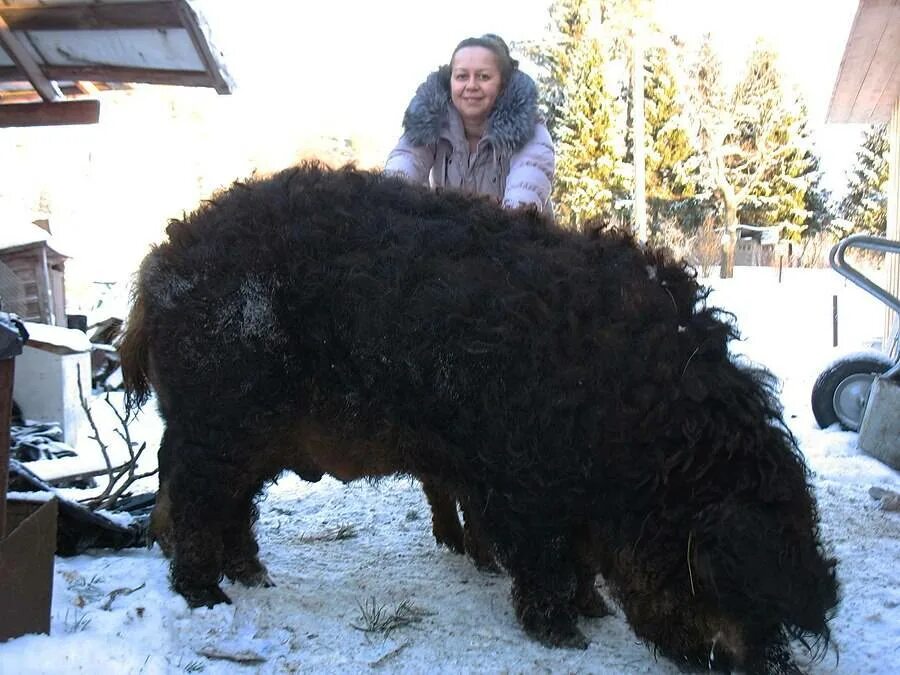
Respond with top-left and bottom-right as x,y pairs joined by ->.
120,162 -> 837,673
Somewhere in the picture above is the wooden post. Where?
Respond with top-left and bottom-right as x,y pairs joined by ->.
632,25 -> 647,244
778,255 -> 783,283
885,101 -> 900,352
0,357 -> 13,539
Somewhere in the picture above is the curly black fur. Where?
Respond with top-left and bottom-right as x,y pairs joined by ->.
120,162 -> 838,672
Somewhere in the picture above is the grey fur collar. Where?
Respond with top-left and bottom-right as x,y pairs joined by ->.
401,66 -> 539,154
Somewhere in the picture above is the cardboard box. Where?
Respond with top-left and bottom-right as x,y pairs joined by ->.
0,496 -> 58,642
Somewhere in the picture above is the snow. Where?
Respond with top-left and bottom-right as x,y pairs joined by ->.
2,266 -> 899,674
21,322 -> 92,354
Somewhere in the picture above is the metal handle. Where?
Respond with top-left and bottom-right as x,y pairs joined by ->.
829,234 -> 900,315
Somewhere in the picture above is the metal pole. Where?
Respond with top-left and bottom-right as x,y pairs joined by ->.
833,295 -> 839,348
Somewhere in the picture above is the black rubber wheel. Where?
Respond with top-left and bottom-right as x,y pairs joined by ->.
811,352 -> 895,430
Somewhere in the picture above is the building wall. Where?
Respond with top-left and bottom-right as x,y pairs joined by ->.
0,245 -> 66,326
13,345 -> 91,447
888,101 -> 900,355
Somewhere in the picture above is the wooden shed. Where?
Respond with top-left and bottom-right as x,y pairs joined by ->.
0,219 -> 67,326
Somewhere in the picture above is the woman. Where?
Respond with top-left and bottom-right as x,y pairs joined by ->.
385,34 -> 554,214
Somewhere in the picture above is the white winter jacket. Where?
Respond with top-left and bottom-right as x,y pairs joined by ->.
384,67 -> 555,213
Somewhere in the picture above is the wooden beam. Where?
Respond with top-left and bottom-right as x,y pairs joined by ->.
44,65 -> 214,87
0,64 -> 214,87
0,99 -> 99,127
0,82 -> 84,103
0,358 -> 13,539
175,0 -> 231,94
872,58 -> 900,120
0,2 -> 182,31
0,15 -> 61,102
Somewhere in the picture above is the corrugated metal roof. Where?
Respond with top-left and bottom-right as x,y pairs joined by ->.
0,0 -> 231,126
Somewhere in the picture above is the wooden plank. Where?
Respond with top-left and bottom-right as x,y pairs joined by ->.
0,2 -> 182,31
175,0 -> 230,94
0,14 -> 61,101
887,103 -> 900,352
0,63 -> 212,88
827,1 -> 896,122
871,58 -> 900,121
849,4 -> 900,121
0,81 -> 87,102
43,65 -> 213,87
0,64 -> 24,80
0,357 -> 13,538
0,98 -> 99,127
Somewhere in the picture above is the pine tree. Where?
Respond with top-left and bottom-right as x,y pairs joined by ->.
733,90 -> 819,241
839,124 -> 888,235
803,163 -> 835,235
689,38 -> 818,276
522,0 -> 628,228
552,35 -> 628,228
623,36 -> 699,230
520,0 -> 594,139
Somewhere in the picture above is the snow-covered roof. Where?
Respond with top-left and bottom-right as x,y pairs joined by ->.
22,320 -> 92,353
0,220 -> 68,256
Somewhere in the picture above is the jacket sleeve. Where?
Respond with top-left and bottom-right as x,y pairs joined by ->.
502,123 -> 555,211
384,134 -> 435,186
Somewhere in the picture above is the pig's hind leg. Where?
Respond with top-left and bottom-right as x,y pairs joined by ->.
221,476 -> 275,588
168,429 -> 257,607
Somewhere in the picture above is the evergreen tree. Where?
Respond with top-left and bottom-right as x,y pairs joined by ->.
734,89 -> 818,241
623,36 -> 699,230
552,35 -> 628,228
839,124 -> 888,235
519,0 -> 594,138
522,0 -> 628,228
803,165 -> 835,235
689,38 -> 817,276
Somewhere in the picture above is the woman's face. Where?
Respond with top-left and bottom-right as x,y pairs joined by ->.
450,46 -> 502,127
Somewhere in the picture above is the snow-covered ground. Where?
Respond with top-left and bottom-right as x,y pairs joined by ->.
2,265 -> 899,674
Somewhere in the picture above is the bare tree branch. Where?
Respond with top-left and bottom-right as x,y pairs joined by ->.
77,364 -> 158,511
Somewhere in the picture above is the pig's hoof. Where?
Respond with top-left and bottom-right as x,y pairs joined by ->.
179,583 -> 232,608
470,552 -> 500,572
464,536 -> 499,571
433,528 -> 465,554
225,559 -> 275,587
521,608 -> 590,650
575,588 -> 612,618
232,568 -> 276,588
543,625 -> 590,650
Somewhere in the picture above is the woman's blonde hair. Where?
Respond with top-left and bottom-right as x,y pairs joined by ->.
450,33 -> 519,87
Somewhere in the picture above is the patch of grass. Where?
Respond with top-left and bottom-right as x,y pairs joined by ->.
64,571 -> 106,606
65,572 -> 104,590
299,522 -> 357,542
63,609 -> 92,633
183,661 -> 206,673
351,597 -> 434,637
